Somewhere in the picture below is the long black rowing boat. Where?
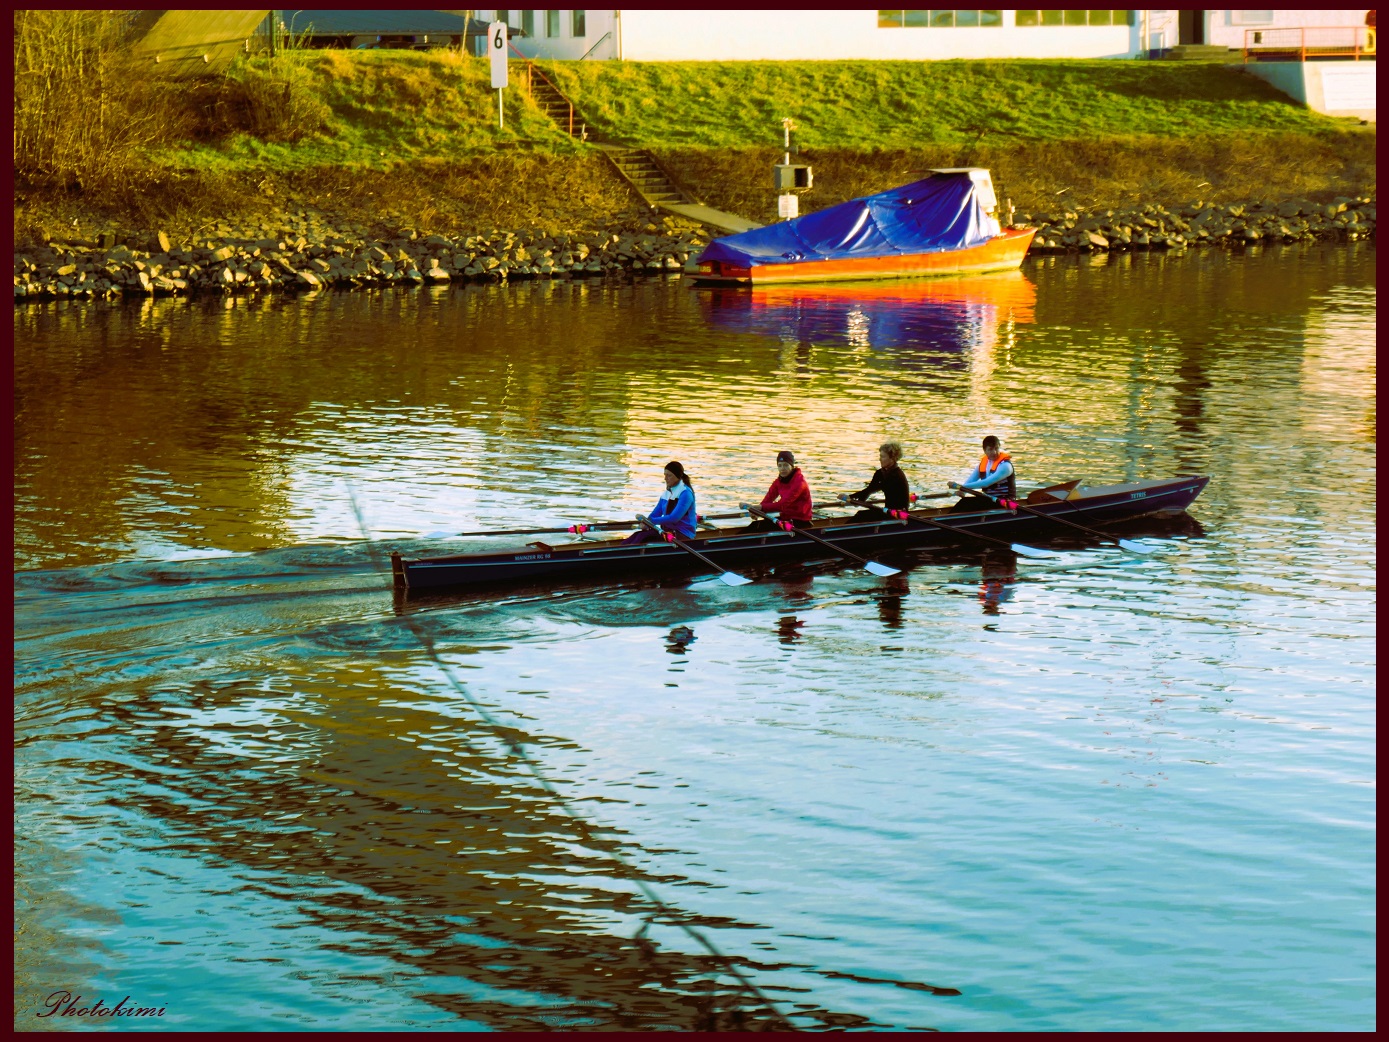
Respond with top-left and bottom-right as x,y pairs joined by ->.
390,475 -> 1210,592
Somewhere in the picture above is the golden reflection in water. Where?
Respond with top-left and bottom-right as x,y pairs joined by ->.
13,245 -> 1375,572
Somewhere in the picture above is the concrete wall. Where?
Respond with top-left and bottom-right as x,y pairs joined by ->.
1139,10 -> 1371,54
1243,61 -> 1376,121
129,10 -> 271,76
1203,10 -> 1372,52
490,10 -> 1141,61
621,10 -> 1139,60
490,10 -> 619,60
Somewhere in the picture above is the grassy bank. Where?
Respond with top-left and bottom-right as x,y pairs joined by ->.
540,59 -> 1351,148
12,42 -> 1375,248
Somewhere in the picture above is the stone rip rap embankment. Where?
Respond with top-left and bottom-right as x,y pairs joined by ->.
13,194 -> 1376,303
14,212 -> 709,302
1025,193 -> 1375,252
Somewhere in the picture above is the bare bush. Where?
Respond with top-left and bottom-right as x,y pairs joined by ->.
13,11 -> 194,188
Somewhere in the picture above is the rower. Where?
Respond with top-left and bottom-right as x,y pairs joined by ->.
839,441 -> 912,519
740,450 -> 813,532
622,461 -> 698,544
948,435 -> 1015,511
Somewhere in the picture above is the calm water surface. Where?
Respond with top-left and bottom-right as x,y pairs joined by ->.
14,244 -> 1375,1030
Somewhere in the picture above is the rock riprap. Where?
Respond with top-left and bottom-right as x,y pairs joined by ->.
1021,196 -> 1375,253
14,215 -> 710,301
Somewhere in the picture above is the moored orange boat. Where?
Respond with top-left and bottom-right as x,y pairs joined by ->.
688,169 -> 1036,286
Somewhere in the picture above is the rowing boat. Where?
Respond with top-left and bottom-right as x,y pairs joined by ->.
390,475 -> 1210,593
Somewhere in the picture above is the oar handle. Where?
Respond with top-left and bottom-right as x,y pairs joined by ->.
456,510 -> 748,539
835,492 -> 951,505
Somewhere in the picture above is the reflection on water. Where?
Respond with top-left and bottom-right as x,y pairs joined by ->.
697,271 -> 1035,378
13,242 -> 1376,1031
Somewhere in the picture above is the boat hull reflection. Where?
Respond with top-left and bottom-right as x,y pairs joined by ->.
697,270 -> 1036,359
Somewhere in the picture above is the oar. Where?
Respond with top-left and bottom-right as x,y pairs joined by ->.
743,506 -> 900,577
453,511 -> 748,538
834,492 -> 954,506
887,506 -> 1061,559
639,517 -> 752,587
958,488 -> 1152,555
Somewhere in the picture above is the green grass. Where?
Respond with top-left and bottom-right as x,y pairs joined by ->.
154,50 -> 582,174
152,55 -> 1358,175
539,59 -> 1357,149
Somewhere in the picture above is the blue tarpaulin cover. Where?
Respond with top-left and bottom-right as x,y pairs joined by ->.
699,172 -> 1001,268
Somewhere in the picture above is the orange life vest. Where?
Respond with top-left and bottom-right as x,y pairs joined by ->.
977,452 -> 1016,498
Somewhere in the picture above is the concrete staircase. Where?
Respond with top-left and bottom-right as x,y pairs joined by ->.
526,67 -> 583,137
601,147 -> 698,209
1160,44 -> 1240,61
521,62 -> 760,234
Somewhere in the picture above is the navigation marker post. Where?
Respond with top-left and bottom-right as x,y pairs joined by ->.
489,20 -> 508,129
774,117 -> 812,221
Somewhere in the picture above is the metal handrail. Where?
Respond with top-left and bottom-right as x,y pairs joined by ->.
523,61 -> 574,136
579,30 -> 611,60
1243,25 -> 1371,62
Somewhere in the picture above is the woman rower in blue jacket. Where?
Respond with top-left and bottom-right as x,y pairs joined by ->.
623,461 -> 697,544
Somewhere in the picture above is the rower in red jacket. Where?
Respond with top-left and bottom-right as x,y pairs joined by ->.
741,450 -> 814,532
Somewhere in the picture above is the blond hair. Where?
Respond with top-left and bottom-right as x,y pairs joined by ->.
879,441 -> 902,462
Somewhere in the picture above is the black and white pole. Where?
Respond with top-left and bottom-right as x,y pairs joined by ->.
778,117 -> 798,220
489,20 -> 508,130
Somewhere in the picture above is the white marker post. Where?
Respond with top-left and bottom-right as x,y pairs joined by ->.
489,20 -> 508,129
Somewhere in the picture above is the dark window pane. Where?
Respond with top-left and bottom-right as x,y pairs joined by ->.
981,10 -> 1003,26
496,10 -> 509,26
931,10 -> 955,27
904,10 -> 930,26
1015,10 -> 1039,26
878,10 -> 904,27
521,10 -> 534,36
545,9 -> 559,36
1088,10 -> 1110,25
1065,10 -> 1088,25
571,10 -> 585,36
1041,10 -> 1063,26
1114,10 -> 1133,26
957,10 -> 980,27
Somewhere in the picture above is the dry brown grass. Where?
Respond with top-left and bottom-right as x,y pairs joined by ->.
16,128 -> 1375,251
13,11 -> 197,189
664,130 -> 1377,223
14,153 -> 647,248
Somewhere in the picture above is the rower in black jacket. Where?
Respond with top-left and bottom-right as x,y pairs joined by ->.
840,441 -> 912,520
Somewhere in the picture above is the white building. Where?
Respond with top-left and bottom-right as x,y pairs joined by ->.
486,10 -> 1373,62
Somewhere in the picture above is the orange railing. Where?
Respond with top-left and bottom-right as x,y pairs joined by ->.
1244,26 -> 1374,62
520,58 -> 575,136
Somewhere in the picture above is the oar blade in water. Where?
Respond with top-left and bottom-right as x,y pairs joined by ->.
719,571 -> 754,586
865,561 -> 901,577
1012,542 -> 1063,559
1117,538 -> 1154,555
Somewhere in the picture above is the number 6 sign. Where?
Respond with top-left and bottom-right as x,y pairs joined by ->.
489,21 -> 508,89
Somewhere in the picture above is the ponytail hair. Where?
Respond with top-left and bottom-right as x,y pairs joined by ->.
664,460 -> 692,490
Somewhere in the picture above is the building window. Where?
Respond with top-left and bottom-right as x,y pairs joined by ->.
495,10 -> 509,25
878,11 -> 1003,28
1230,11 -> 1273,25
521,10 -> 534,36
545,9 -> 559,37
1015,10 -> 1132,26
571,10 -> 585,37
